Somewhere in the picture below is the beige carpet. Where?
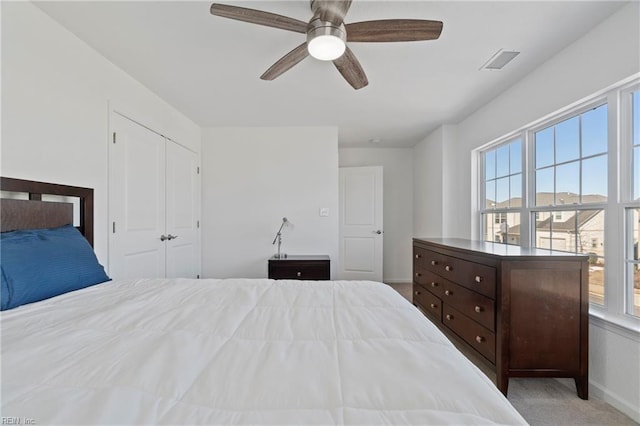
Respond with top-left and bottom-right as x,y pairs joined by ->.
387,282 -> 638,425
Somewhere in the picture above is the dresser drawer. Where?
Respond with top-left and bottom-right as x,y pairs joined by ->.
413,284 -> 442,322
437,256 -> 496,299
441,280 -> 495,331
414,269 -> 445,299
443,305 -> 496,363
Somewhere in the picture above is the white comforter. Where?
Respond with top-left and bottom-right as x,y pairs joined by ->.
1,278 -> 527,425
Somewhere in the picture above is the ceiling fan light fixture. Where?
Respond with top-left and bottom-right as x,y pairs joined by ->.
307,20 -> 346,61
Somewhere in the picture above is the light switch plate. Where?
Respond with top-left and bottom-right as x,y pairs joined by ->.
319,208 -> 329,217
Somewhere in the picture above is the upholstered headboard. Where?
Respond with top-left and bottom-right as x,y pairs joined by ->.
0,177 -> 94,246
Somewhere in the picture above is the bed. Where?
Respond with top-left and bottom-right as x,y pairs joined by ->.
0,177 -> 527,425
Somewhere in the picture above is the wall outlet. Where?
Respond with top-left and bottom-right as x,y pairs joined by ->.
319,207 -> 329,217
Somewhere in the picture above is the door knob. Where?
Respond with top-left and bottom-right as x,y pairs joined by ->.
374,230 -> 382,234
160,234 -> 168,241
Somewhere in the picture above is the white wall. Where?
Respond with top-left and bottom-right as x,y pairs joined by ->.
202,127 -> 339,279
413,3 -> 640,421
1,2 -> 201,267
339,147 -> 413,283
413,128 -> 444,237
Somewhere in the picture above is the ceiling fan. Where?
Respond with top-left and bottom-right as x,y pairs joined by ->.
210,0 -> 443,90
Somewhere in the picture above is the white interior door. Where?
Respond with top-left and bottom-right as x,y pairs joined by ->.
166,141 -> 199,278
339,166 -> 383,281
109,112 -> 166,279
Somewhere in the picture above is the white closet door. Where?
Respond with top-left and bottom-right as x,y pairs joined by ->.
165,141 -> 199,278
339,166 -> 384,281
109,113 -> 167,279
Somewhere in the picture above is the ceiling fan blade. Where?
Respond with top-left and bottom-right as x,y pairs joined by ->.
210,3 -> 307,33
346,19 -> 443,42
333,47 -> 368,90
261,43 -> 309,81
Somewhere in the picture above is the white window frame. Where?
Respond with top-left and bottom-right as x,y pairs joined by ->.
476,75 -> 640,332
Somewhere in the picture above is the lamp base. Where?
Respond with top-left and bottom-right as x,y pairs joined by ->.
273,253 -> 288,259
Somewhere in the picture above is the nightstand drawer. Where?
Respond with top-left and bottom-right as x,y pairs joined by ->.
268,255 -> 330,280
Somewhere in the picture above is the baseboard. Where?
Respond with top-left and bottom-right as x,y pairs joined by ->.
383,280 -> 412,285
589,379 -> 640,423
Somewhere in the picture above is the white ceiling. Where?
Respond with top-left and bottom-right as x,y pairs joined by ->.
35,1 -> 627,147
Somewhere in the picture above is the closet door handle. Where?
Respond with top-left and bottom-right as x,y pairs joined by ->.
160,234 -> 168,241
167,234 -> 179,240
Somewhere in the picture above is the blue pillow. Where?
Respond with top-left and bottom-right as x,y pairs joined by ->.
1,224 -> 110,310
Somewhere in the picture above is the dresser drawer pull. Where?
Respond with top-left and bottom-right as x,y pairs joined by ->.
475,275 -> 483,283
415,290 -> 421,296
431,260 -> 438,266
445,314 -> 453,320
296,272 -> 302,277
445,265 -> 452,272
444,290 -> 452,296
415,272 -> 422,277
430,303 -> 438,309
415,253 -> 422,259
430,282 -> 438,287
475,336 -> 485,344
474,306 -> 483,313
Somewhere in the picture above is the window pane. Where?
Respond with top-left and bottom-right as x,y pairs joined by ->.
536,127 -> 554,168
510,139 -> 522,174
582,155 -> 608,202
504,212 -> 521,245
510,174 -> 522,208
536,167 -> 554,205
627,208 -> 640,317
485,150 -> 496,180
635,147 -> 640,201
534,211 -> 552,249
582,104 -> 608,157
483,213 -> 496,242
556,162 -> 580,198
496,177 -> 509,206
496,145 -> 510,178
556,116 -> 580,163
485,180 -> 496,209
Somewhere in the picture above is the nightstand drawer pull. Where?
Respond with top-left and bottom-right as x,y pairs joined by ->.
296,272 -> 302,277
430,303 -> 437,309
475,306 -> 483,313
415,290 -> 421,296
431,260 -> 438,266
445,265 -> 452,272
445,314 -> 453,321
415,272 -> 422,277
475,336 -> 485,344
475,275 -> 483,283
431,282 -> 438,287
415,254 -> 422,259
444,290 -> 452,296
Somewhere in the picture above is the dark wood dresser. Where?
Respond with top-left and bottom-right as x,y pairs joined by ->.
268,255 -> 330,280
413,238 -> 589,399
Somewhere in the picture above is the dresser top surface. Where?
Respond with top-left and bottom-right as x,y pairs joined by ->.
414,237 -> 589,259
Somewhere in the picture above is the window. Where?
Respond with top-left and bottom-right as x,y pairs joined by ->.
477,77 -> 640,327
481,139 -> 522,245
625,89 -> 640,317
533,105 -> 607,305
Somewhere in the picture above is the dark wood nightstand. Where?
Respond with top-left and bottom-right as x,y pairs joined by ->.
268,255 -> 330,280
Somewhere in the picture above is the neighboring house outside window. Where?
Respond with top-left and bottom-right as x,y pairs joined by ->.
478,77 -> 640,326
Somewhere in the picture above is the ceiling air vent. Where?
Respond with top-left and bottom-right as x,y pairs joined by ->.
480,49 -> 520,70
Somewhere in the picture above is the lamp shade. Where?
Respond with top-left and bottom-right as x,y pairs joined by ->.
307,20 -> 346,61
